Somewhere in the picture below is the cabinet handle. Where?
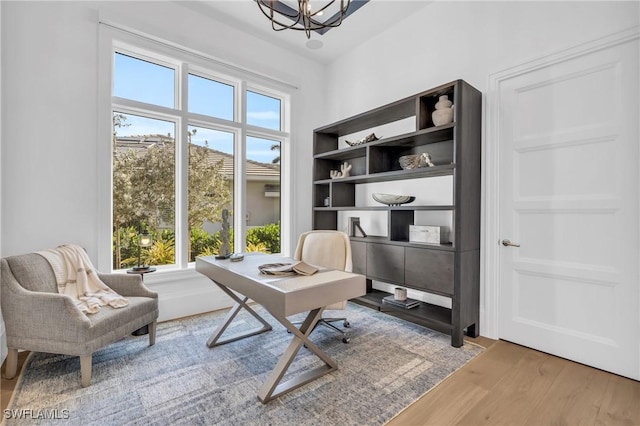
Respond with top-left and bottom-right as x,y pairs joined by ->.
501,239 -> 520,247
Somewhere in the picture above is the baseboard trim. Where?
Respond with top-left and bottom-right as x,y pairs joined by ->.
143,269 -> 234,322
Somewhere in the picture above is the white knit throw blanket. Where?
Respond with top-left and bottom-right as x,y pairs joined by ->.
38,244 -> 129,314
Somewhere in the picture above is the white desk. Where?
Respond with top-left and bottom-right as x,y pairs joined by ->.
195,254 -> 366,403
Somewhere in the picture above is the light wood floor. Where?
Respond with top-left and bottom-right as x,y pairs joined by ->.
389,337 -> 640,425
3,339 -> 639,425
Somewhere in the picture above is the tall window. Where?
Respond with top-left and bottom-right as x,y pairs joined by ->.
111,49 -> 288,271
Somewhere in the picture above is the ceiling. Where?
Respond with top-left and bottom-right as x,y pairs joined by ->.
175,0 -> 433,63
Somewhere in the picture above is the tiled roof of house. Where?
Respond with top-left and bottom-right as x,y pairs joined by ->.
115,135 -> 280,178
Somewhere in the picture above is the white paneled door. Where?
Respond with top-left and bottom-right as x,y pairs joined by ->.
497,32 -> 639,379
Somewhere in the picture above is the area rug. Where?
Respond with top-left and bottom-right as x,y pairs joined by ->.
5,303 -> 482,425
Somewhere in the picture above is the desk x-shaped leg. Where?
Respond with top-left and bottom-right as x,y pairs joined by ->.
207,283 -> 272,347
206,282 -> 338,404
257,307 -> 337,403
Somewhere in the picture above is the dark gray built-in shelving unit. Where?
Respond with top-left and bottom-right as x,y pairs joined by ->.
312,80 -> 482,347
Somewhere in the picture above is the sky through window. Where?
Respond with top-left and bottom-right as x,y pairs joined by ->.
114,52 -> 282,164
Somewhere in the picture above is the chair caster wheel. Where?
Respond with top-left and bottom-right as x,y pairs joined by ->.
342,337 -> 350,344
343,321 -> 350,328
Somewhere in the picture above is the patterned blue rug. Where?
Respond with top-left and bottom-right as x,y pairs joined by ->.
5,303 -> 482,425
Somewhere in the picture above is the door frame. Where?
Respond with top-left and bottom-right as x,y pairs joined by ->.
482,26 -> 640,343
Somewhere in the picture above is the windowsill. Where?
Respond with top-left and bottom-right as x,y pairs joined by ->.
114,264 -> 202,285
111,263 -> 235,322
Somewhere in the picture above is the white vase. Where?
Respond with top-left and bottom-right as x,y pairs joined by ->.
432,95 -> 454,126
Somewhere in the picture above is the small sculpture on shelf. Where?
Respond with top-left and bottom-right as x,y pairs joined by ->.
345,132 -> 381,146
432,95 -> 454,126
399,152 -> 435,170
349,217 -> 367,238
330,162 -> 352,179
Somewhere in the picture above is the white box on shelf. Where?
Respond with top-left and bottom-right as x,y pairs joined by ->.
409,225 -> 449,244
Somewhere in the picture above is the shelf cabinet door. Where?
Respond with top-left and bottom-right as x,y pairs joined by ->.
404,247 -> 454,295
351,240 -> 367,275
367,243 -> 404,284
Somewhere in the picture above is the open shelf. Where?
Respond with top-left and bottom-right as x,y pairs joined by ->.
315,98 -> 416,138
351,289 -> 453,336
314,145 -> 366,161
350,235 -> 455,251
313,205 -> 454,211
313,163 -> 455,185
314,124 -> 455,161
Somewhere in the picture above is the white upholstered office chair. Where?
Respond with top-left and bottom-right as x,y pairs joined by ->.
294,230 -> 353,343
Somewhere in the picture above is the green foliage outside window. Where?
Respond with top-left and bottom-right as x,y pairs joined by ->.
114,223 -> 280,268
246,222 -> 281,254
113,114 -> 281,270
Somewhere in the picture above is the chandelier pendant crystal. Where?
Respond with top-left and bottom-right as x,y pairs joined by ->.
256,0 -> 352,39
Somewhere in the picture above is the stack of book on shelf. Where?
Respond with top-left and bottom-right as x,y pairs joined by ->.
382,295 -> 421,309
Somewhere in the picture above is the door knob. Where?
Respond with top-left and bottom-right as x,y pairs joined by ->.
501,239 -> 520,247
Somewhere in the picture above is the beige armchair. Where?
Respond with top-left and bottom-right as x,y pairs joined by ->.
294,230 -> 354,343
1,252 -> 158,387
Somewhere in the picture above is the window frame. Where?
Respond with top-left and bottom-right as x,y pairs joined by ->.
98,28 -> 292,274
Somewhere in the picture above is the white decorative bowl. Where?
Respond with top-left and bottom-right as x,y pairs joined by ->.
372,193 -> 416,206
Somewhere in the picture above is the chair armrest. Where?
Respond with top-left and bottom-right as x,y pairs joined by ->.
98,273 -> 158,298
1,276 -> 91,340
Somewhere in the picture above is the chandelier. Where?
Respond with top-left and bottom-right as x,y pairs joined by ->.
256,0 -> 352,39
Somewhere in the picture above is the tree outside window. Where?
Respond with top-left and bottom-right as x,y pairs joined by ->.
111,50 -> 286,270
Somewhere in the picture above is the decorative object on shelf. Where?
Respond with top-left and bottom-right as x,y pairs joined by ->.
409,225 -> 450,244
394,287 -> 408,301
349,217 -> 367,237
382,295 -> 420,309
345,132 -> 381,146
256,0 -> 352,39
399,152 -> 435,170
372,193 -> 416,206
432,95 -> 454,126
330,162 -> 352,179
324,196 -> 330,207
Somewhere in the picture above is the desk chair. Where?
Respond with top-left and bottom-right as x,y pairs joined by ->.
294,230 -> 353,343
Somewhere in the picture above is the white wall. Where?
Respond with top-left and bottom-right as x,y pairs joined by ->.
0,1 -> 326,321
322,1 -> 640,334
0,0 -> 6,365
325,1 -> 639,119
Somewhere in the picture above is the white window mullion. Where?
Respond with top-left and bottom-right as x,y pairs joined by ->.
281,93 -> 292,256
235,81 -> 247,254
177,63 -> 189,268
